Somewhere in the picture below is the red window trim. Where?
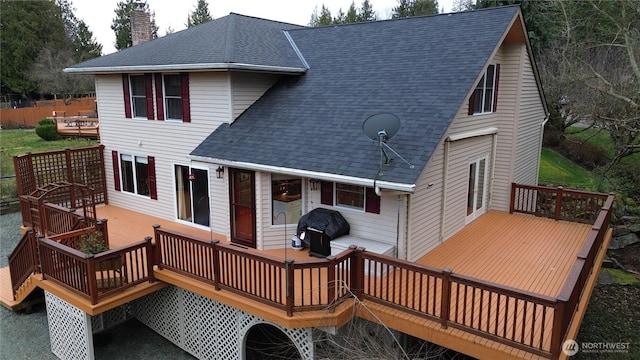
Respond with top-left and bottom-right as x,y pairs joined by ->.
320,181 -> 333,205
365,187 -> 380,214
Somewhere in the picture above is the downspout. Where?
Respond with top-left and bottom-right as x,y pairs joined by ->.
536,114 -> 550,183
440,140 -> 450,243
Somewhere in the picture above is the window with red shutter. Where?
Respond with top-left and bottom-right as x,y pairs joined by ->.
365,187 -> 380,214
148,156 -> 157,200
320,181 -> 333,205
154,73 -> 164,120
144,73 -> 154,120
180,72 -> 191,122
111,150 -> 121,191
122,74 -> 132,118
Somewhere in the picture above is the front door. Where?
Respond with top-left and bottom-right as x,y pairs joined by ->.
230,169 -> 256,247
466,157 -> 488,223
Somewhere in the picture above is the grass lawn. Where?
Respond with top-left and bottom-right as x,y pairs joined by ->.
566,126 -> 640,164
0,129 -> 97,199
539,148 -> 596,190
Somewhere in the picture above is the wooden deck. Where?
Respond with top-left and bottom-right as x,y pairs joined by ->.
1,204 -> 610,359
419,210 -> 592,297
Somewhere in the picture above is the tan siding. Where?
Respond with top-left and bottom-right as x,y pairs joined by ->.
408,45 -> 541,261
97,72 -> 231,236
514,48 -> 545,185
407,145 -> 447,261
231,72 -> 280,121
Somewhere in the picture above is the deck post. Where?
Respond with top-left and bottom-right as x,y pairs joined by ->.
152,224 -> 161,269
555,186 -> 564,220
326,255 -> 336,310
65,148 -> 75,185
285,258 -> 295,316
144,236 -> 155,282
510,183 -> 516,213
550,299 -> 566,359
212,240 -> 221,290
351,247 -> 365,300
36,234 -> 45,275
440,268 -> 453,328
96,219 -> 109,248
86,254 -> 98,304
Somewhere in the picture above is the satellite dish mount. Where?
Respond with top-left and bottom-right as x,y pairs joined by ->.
362,113 -> 414,175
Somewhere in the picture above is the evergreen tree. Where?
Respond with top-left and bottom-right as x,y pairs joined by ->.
187,0 -> 213,28
358,0 -> 376,21
1,1 -> 67,97
392,0 -> 439,18
345,2 -> 359,23
57,0 -> 102,61
111,0 -> 159,50
309,5 -> 334,27
333,8 -> 346,24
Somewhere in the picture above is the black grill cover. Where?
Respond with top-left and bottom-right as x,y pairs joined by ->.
296,208 -> 350,246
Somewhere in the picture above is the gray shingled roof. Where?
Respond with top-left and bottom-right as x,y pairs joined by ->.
65,14 -> 306,73
191,6 -> 521,188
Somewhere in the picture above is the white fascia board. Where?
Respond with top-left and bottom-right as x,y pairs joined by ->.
188,155 -> 416,193
63,63 -> 308,75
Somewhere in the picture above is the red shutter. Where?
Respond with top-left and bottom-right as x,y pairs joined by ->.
111,151 -> 121,191
122,74 -> 132,118
365,187 -> 380,214
145,73 -> 154,120
493,64 -> 500,112
154,73 -> 164,121
148,156 -> 157,200
320,181 -> 333,205
180,72 -> 191,122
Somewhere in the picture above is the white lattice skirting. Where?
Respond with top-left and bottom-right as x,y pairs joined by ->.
44,287 -> 314,359
45,291 -> 94,360
131,286 -> 315,360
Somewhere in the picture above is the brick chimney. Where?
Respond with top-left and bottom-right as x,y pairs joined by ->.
130,2 -> 151,46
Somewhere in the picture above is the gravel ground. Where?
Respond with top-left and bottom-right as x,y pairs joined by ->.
0,212 -> 194,360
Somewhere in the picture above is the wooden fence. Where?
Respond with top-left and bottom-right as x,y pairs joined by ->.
1,97 -> 96,128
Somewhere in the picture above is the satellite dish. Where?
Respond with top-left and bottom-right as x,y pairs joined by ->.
362,113 -> 401,142
361,113 -> 414,173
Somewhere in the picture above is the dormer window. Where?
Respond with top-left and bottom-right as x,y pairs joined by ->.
469,64 -> 500,115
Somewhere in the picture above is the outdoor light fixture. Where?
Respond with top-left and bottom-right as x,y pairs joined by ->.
188,173 -> 195,181
216,166 -> 224,179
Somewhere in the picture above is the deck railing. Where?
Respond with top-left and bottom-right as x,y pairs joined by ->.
10,184 -> 613,358
510,183 -> 609,224
38,236 -> 154,304
41,202 -> 85,236
153,225 -> 356,316
8,229 -> 39,297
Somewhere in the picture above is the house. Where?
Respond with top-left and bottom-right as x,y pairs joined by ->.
3,5 -> 613,360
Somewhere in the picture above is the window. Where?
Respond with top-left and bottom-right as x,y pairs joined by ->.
164,74 -> 182,120
469,64 -> 500,115
112,151 -> 156,199
320,181 -> 380,214
336,183 -> 364,209
120,154 -> 149,195
271,174 -> 302,225
175,165 -> 210,226
123,72 -> 190,122
129,75 -> 147,118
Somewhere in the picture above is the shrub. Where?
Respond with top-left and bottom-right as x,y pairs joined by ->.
78,231 -> 106,254
559,139 -> 608,170
35,124 -> 61,141
38,118 -> 55,126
